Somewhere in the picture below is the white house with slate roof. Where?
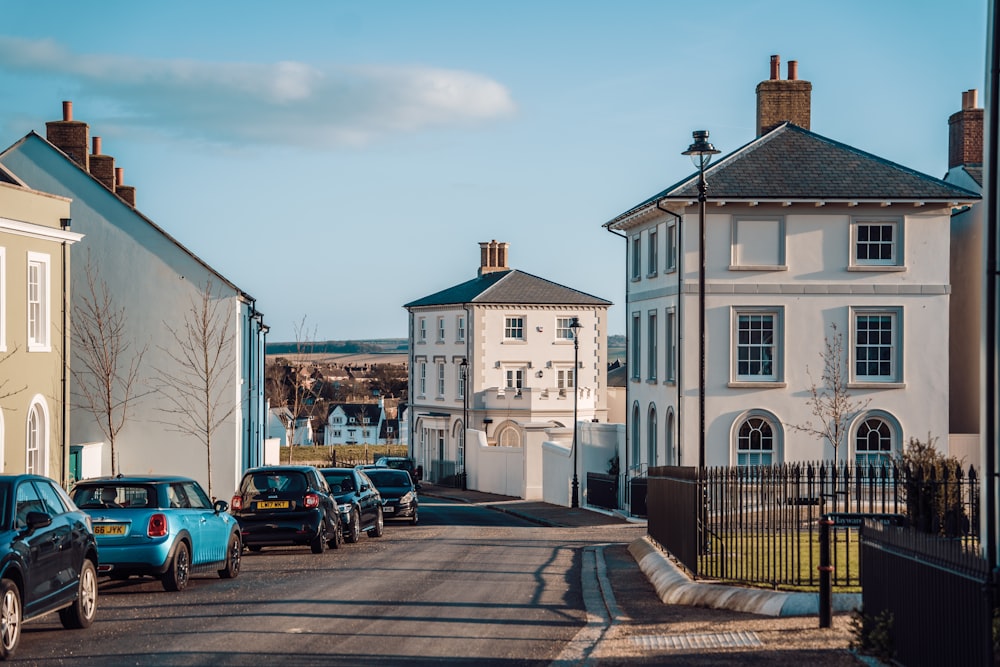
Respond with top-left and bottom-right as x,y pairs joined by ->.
404,241 -> 612,495
604,56 -> 980,478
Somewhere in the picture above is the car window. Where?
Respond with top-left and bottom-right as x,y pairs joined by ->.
15,481 -> 45,529
72,485 -> 154,508
168,484 -> 190,509
34,480 -> 68,516
182,482 -> 211,509
242,472 -> 307,494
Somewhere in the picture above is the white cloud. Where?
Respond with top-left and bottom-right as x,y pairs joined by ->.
0,36 -> 517,148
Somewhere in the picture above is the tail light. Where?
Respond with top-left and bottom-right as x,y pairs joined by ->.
231,495 -> 243,511
303,493 -> 319,509
148,513 -> 168,538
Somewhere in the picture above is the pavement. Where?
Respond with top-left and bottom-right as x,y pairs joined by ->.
421,481 -> 865,665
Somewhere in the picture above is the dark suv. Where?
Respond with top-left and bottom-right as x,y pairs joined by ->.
319,468 -> 383,543
231,466 -> 342,554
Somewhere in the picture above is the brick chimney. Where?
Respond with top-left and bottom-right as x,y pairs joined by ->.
115,168 -> 136,207
755,55 -> 812,136
478,240 -> 510,277
949,89 -> 983,169
89,136 -> 116,192
45,101 -> 89,169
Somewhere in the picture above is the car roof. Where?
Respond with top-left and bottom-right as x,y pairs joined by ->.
243,466 -> 317,474
319,467 -> 358,474
74,475 -> 196,484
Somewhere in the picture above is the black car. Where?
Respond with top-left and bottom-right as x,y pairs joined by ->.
230,466 -> 342,554
319,468 -> 383,543
0,474 -> 99,660
374,457 -> 421,483
365,468 -> 419,525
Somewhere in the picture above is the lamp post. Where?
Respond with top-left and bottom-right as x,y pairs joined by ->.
570,316 -> 582,508
459,358 -> 468,490
682,130 -> 720,469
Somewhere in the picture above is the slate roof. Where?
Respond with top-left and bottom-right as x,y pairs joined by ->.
606,123 -> 980,227
404,269 -> 612,308
329,403 -> 382,422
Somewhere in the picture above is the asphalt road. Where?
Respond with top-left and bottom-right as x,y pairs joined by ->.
14,497 -> 644,666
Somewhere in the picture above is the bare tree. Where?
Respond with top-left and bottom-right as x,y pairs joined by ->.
283,317 -> 322,463
71,254 -> 148,476
786,324 -> 870,459
152,280 -> 236,499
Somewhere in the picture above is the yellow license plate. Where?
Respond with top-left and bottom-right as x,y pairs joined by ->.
94,524 -> 127,536
256,500 -> 289,510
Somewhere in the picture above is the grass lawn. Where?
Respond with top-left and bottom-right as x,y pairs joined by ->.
281,444 -> 409,467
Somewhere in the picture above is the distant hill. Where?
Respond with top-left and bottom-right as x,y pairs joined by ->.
266,339 -> 408,355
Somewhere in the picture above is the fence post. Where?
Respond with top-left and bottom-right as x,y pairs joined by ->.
818,515 -> 834,628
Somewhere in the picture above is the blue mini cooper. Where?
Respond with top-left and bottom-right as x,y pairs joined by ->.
70,475 -> 241,592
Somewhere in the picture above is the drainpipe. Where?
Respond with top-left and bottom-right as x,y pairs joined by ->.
656,200 -> 684,467
604,224 -> 630,501
60,219 -> 70,487
985,0 -> 1000,568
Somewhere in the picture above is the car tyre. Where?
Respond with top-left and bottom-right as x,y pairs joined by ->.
345,509 -> 361,543
0,579 -> 20,660
218,533 -> 241,579
310,524 -> 327,554
59,559 -> 97,629
329,515 -> 343,550
162,541 -> 191,592
410,509 -> 419,526
371,506 -> 384,538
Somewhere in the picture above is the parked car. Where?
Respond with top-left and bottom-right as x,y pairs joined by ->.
374,456 -> 420,483
0,474 -> 98,660
230,466 -> 342,554
319,468 -> 384,543
70,475 -> 241,592
365,468 -> 419,525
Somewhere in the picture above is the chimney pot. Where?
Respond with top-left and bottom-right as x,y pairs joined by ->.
62,101 -> 72,122
770,55 -> 780,80
92,136 -> 101,155
116,167 -> 124,186
788,60 -> 798,81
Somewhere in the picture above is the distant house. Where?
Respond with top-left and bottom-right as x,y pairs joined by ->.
0,102 -> 268,497
325,401 -> 385,446
403,240 -> 612,489
603,56 -> 979,474
0,165 -> 82,482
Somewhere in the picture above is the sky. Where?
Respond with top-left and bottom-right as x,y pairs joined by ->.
0,0 -> 989,342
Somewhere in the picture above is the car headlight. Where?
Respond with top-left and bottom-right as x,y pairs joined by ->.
338,504 -> 352,515
399,492 -> 414,504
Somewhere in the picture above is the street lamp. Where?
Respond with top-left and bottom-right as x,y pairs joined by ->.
682,130 -> 720,469
570,316 -> 582,508
459,357 -> 468,490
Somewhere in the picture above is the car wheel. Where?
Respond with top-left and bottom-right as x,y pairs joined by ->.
329,515 -> 343,550
411,509 -> 419,526
310,524 -> 327,554
371,506 -> 384,538
0,579 -> 21,660
345,509 -> 361,543
162,541 -> 191,592
218,533 -> 241,579
59,559 -> 97,629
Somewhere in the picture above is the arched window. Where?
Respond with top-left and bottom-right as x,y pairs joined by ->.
26,397 -> 48,476
736,414 -> 776,466
855,415 -> 896,467
665,409 -> 675,466
630,403 -> 641,471
454,420 -> 465,468
647,404 -> 658,468
497,424 -> 521,448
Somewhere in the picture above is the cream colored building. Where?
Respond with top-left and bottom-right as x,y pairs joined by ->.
0,166 -> 82,483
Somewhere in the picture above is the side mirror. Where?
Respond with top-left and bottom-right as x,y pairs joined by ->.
26,511 -> 52,531
214,499 -> 229,514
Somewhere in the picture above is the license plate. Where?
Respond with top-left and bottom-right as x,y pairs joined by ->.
256,500 -> 289,510
383,506 -> 395,514
94,524 -> 127,536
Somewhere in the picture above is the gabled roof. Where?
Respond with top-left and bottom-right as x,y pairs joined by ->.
405,269 -> 612,309
606,123 -> 980,228
329,403 -> 383,421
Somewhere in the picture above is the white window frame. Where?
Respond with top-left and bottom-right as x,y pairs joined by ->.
736,414 -> 776,467
852,411 -> 901,467
647,228 -> 658,277
457,315 -> 466,342
25,396 -> 48,477
665,307 -> 676,383
457,365 -> 466,400
504,367 -> 525,395
631,312 -> 641,380
850,307 -> 903,384
418,362 -> 427,396
418,318 -> 427,342
437,362 -> 445,397
731,307 -> 783,384
850,218 -> 904,270
730,216 -> 786,270
556,367 -> 575,392
504,316 -> 525,341
27,252 -> 50,352
555,317 -> 574,340
665,222 -> 677,273
437,317 -> 446,342
631,235 -> 641,280
647,310 -> 657,382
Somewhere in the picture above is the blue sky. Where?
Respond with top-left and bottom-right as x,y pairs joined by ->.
0,0 -> 988,341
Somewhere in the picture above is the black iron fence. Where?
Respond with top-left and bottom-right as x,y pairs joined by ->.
647,461 -> 980,590
586,472 -> 618,510
860,521 -> 994,667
